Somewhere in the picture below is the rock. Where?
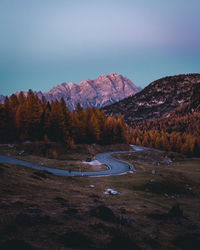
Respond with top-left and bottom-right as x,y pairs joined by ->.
104,188 -> 119,195
152,170 -> 156,175
23,141 -> 32,144
162,157 -> 172,164
186,184 -> 192,191
18,150 -> 25,155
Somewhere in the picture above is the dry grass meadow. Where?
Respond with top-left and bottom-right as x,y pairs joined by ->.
0,143 -> 200,249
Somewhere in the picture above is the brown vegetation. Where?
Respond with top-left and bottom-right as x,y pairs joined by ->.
129,110 -> 200,157
0,91 -> 128,147
0,89 -> 199,157
0,149 -> 200,249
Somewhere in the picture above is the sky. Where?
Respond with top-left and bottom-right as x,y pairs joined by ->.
0,0 -> 200,95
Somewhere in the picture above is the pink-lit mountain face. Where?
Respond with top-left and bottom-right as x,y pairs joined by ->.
41,73 -> 141,109
0,73 -> 141,109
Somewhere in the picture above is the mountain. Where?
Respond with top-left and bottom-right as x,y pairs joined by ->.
103,74 -> 200,124
44,73 -> 141,109
0,73 -> 141,109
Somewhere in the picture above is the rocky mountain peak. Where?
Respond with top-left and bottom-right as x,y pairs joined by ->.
0,73 -> 141,109
43,73 -> 141,110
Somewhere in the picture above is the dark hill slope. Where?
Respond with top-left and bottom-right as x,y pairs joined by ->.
103,74 -> 200,123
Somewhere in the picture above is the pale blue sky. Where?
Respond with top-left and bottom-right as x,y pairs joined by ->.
0,0 -> 200,95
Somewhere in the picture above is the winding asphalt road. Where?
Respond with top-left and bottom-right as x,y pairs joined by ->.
0,145 -> 146,177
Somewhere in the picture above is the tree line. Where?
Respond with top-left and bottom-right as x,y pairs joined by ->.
0,90 -> 128,147
0,90 -> 199,157
129,110 -> 200,157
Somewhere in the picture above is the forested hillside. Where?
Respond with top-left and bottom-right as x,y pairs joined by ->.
103,74 -> 200,157
0,90 -> 128,146
0,89 -> 200,157
129,109 -> 200,157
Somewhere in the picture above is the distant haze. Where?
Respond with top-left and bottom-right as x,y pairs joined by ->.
0,0 -> 200,95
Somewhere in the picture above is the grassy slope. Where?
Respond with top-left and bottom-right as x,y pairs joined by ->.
0,149 -> 200,249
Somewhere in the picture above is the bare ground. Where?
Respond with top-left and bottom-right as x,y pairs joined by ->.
0,145 -> 200,249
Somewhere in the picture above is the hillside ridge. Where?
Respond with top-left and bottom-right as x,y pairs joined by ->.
103,73 -> 200,122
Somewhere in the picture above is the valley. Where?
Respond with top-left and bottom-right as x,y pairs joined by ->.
1,0 -> 200,248
0,73 -> 200,249
0,143 -> 134,176
0,145 -> 200,249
